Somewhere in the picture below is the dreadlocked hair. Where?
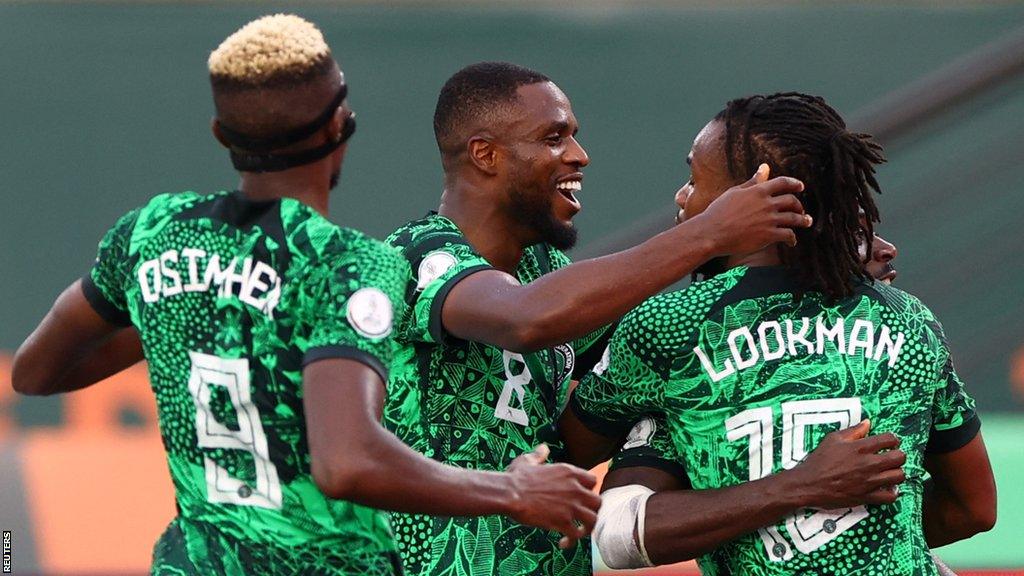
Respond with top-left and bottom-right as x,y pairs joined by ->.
715,92 -> 886,300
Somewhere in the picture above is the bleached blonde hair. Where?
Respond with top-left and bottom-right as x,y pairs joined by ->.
208,14 -> 333,87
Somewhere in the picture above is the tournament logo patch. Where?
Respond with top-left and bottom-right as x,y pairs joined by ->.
346,287 -> 393,339
622,417 -> 657,450
416,251 -> 458,291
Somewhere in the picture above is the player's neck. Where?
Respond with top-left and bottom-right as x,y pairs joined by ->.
726,246 -> 782,270
238,169 -> 332,216
438,184 -> 527,273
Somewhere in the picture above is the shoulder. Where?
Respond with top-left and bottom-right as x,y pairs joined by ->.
387,213 -> 460,246
614,272 -> 743,361
386,214 -> 492,289
625,270 -> 744,333
321,224 -> 405,274
136,190 -> 216,220
107,191 -> 212,243
278,201 -> 399,263
860,282 -> 952,364
385,214 -> 475,261
865,282 -> 940,329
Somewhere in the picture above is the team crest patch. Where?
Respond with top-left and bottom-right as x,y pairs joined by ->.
622,417 -> 657,450
416,251 -> 457,291
554,344 -> 575,385
346,287 -> 393,339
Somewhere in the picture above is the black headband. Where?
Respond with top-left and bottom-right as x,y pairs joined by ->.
219,84 -> 347,152
220,83 -> 355,173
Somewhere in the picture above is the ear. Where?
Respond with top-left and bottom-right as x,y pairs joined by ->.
211,119 -> 231,149
467,133 -> 501,176
323,106 -> 346,143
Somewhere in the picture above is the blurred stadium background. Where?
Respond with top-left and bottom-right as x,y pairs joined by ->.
2,1 -> 1023,574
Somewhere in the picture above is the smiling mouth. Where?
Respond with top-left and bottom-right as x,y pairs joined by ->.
555,179 -> 582,209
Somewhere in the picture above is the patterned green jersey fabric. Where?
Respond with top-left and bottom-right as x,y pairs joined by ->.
384,213 -> 611,576
83,191 -> 407,576
573,266 -> 979,576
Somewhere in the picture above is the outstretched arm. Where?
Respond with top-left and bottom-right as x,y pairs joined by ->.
304,358 -> 601,548
443,168 -> 807,352
13,280 -> 143,396
595,421 -> 906,567
923,432 -> 996,548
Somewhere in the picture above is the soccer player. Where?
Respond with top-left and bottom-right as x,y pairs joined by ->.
383,62 -> 811,576
11,18 -> 601,575
564,92 -> 996,574
591,224 -> 903,568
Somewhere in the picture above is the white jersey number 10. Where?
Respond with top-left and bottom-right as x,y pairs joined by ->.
725,397 -> 867,561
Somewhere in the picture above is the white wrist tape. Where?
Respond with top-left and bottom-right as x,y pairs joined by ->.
594,485 -> 656,569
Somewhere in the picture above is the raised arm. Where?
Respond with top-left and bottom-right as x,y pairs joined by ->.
595,421 -> 906,568
303,358 -> 601,547
443,169 -> 807,352
922,432 -> 996,548
13,280 -> 143,396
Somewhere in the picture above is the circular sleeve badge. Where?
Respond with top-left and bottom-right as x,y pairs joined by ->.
416,251 -> 458,291
346,287 -> 394,339
622,417 -> 657,450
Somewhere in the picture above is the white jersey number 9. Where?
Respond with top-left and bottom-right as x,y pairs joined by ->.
188,351 -> 283,509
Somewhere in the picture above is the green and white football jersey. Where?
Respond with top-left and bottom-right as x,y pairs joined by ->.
384,213 -> 611,576
574,266 -> 979,576
83,190 -> 407,576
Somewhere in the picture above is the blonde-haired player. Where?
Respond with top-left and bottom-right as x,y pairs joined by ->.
13,14 -> 599,576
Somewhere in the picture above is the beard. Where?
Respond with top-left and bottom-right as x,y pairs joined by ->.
507,170 -> 578,251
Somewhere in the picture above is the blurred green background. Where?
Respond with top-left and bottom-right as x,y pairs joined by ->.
3,2 -> 1024,412
1,1 -> 1022,572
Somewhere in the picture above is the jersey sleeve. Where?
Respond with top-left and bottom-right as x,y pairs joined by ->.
571,322 -> 618,379
388,223 -> 495,344
608,416 -> 689,484
81,208 -> 142,326
923,312 -> 980,454
569,304 -> 670,438
302,241 -> 408,383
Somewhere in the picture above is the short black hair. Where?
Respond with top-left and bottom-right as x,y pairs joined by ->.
716,92 -> 886,300
433,61 -> 550,155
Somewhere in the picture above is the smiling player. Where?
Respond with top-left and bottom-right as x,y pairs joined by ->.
383,63 -> 811,576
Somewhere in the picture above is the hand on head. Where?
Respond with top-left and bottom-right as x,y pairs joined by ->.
695,164 -> 811,256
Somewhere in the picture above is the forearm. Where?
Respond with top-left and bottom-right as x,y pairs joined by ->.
511,218 -> 716,351
320,423 -> 517,517
15,327 -> 141,395
922,434 -> 997,548
923,479 -> 987,548
643,469 -> 807,564
55,329 -> 144,392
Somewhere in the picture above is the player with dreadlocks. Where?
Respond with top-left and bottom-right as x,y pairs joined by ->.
561,92 -> 996,575
722,93 -> 886,299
